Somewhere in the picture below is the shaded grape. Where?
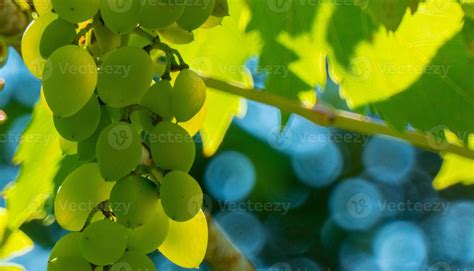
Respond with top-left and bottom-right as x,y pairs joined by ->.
80,219 -> 127,265
111,251 -> 156,271
138,0 -> 185,29
43,45 -> 97,117
97,46 -> 153,108
126,201 -> 169,253
77,106 -> 112,161
51,0 -> 100,23
149,121 -> 195,172
96,122 -> 142,180
48,256 -> 92,271
201,16 -> 224,29
92,19 -> 121,54
49,232 -> 83,260
212,0 -> 229,17
39,18 -> 76,58
158,23 -> 194,44
54,163 -> 114,231
53,96 -> 101,142
172,69 -> 206,122
177,0 -> 216,31
160,171 -> 202,222
140,80 -> 173,120
100,0 -> 141,34
109,175 -> 159,228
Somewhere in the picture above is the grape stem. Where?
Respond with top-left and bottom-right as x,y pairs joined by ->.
201,76 -> 474,160
81,200 -> 115,231
74,23 -> 94,44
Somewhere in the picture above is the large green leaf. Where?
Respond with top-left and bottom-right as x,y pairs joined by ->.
326,0 -> 464,108
4,96 -> 62,233
373,32 -> 474,136
0,208 -> 33,260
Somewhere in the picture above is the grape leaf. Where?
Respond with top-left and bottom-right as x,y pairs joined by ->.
176,0 -> 258,156
433,135 -> 474,189
3,96 -> 62,232
326,0 -> 464,108
373,32 -> 474,137
159,210 -> 208,269
0,209 -> 33,260
363,0 -> 417,31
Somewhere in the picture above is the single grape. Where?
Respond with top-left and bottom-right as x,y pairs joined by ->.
136,109 -> 156,132
49,232 -> 83,260
33,0 -> 53,16
172,69 -> 206,122
80,219 -> 128,265
149,121 -> 195,172
43,45 -> 97,117
201,16 -> 224,29
138,0 -> 185,29
77,106 -> 112,161
53,96 -> 101,142
109,175 -> 159,228
110,251 -> 156,271
48,256 -> 92,271
54,163 -> 114,231
140,80 -> 173,120
160,171 -> 203,222
21,12 -> 58,78
96,122 -> 142,181
158,23 -> 194,44
177,0 -> 216,31
92,19 -> 121,54
212,0 -> 229,17
126,201 -> 169,253
100,0 -> 141,34
39,18 -> 76,58
51,0 -> 100,23
97,46 -> 153,108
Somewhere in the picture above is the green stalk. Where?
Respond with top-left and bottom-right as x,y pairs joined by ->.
201,76 -> 474,160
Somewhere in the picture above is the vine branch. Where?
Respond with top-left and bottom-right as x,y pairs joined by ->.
201,76 -> 474,160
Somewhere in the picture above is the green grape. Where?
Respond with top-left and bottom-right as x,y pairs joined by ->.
138,0 -> 185,29
201,16 -> 224,29
54,163 -> 115,231
149,121 -> 195,172
39,18 -> 76,58
140,80 -> 173,120
172,69 -> 207,122
212,0 -> 229,17
129,110 -> 144,133
59,136 -> 77,155
100,0 -> 141,34
110,251 -> 156,271
77,106 -> 112,161
126,201 -> 169,253
93,20 -> 121,54
51,0 -> 100,23
158,23 -> 194,44
96,122 -> 142,180
97,46 -> 153,108
160,171 -> 203,222
80,219 -> 128,265
109,175 -> 159,228
137,109 -> 155,132
43,45 -> 97,117
34,0 -> 53,16
53,96 -> 101,142
49,232 -> 83,260
22,12 -> 58,78
177,0 -> 216,31
48,256 -> 92,271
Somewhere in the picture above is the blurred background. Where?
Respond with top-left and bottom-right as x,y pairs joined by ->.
1,47 -> 474,271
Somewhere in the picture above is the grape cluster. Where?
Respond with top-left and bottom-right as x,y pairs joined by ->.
22,0 -> 229,270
